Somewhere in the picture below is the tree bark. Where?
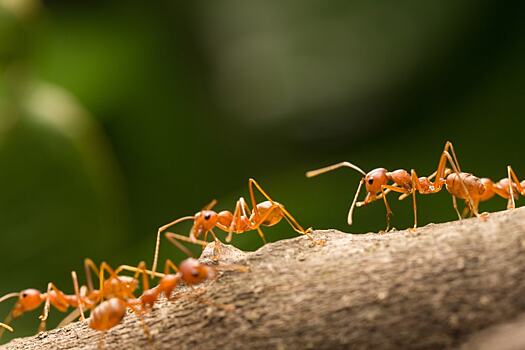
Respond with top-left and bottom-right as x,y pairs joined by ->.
3,207 -> 525,350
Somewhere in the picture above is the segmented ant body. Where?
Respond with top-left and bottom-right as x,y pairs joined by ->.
477,166 -> 525,210
90,258 -> 215,334
151,178 -> 314,274
0,259 -> 149,337
0,270 -> 98,337
119,258 -> 216,310
307,142 -> 483,230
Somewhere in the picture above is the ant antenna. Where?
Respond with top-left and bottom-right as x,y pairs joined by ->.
306,161 -> 367,178
348,179 -> 365,226
202,199 -> 218,211
0,323 -> 13,333
0,293 -> 19,303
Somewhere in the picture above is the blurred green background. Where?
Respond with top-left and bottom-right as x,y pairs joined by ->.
1,0 -> 524,341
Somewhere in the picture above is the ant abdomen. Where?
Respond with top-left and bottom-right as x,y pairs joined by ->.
89,298 -> 127,331
446,173 -> 485,200
254,201 -> 284,226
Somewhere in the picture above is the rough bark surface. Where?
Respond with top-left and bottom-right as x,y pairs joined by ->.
3,208 -> 525,350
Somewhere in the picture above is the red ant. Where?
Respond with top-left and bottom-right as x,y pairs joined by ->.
0,259 -> 151,337
0,269 -> 96,337
306,142 -> 484,231
89,258 -> 217,338
477,166 -> 525,211
151,178 -> 315,275
117,258 -> 217,311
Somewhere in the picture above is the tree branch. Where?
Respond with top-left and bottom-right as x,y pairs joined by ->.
3,208 -> 525,349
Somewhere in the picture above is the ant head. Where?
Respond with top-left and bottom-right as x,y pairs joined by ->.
193,210 -> 219,236
13,289 -> 42,317
179,258 -> 216,285
364,168 -> 389,194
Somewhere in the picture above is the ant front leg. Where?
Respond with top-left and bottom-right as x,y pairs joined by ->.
164,232 -> 209,258
38,283 -> 69,332
379,184 -> 408,232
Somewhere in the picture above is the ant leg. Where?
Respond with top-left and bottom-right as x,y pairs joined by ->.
165,232 -> 208,256
127,304 -> 152,341
238,197 -> 267,244
38,283 -> 69,332
164,259 -> 179,274
208,230 -> 223,260
507,166 -> 525,208
132,262 -> 150,291
152,215 -> 195,278
441,151 -> 480,218
381,185 -> 411,231
451,196 -> 462,220
57,308 -> 81,328
410,170 -> 427,230
256,228 -> 268,244
84,258 -> 103,293
249,178 -> 313,238
380,184 -> 409,232
226,199 -> 243,243
0,323 -> 13,333
71,271 -> 85,322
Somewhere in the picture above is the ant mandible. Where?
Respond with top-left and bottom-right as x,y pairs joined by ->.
306,141 -> 483,231
151,178 -> 315,275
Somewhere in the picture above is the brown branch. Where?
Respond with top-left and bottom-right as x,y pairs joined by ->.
3,208 -> 525,349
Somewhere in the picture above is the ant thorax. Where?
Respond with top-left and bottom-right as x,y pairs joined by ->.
103,276 -> 138,298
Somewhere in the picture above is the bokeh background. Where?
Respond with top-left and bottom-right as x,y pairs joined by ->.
1,0 -> 524,342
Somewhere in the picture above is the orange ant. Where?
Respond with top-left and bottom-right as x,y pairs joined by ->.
89,258 -> 216,336
307,141 -> 483,231
0,259 -> 153,338
0,270 -> 96,338
117,258 -> 217,311
151,178 -> 314,274
477,166 -> 525,211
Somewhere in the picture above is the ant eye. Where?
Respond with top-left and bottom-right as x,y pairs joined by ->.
21,293 -> 27,298
204,213 -> 211,220
191,270 -> 200,277
368,177 -> 374,185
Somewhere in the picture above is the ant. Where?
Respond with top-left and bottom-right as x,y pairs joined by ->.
151,178 -> 315,275
89,258 -> 217,338
477,166 -> 525,211
117,258 -> 217,311
0,269 -> 95,338
306,141 -> 484,231
0,259 -> 152,337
